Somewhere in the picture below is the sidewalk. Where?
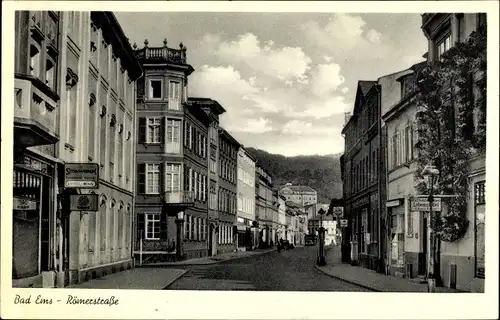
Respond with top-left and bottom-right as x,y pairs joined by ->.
67,268 -> 187,290
140,248 -> 275,267
315,246 -> 463,293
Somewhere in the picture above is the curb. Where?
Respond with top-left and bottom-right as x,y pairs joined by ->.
314,265 -> 380,292
162,269 -> 189,289
140,249 -> 276,268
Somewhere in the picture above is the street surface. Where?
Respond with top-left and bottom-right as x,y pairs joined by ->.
165,246 -> 370,291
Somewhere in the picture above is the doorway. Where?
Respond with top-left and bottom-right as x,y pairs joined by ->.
419,216 -> 428,275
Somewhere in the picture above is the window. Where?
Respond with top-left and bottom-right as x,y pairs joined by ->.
146,163 -> 161,194
185,215 -> 191,240
436,33 -> 451,61
30,43 -> 41,79
149,79 -> 162,99
145,213 -> 160,240
166,164 -> 181,192
168,81 -> 181,110
405,123 -> 413,162
147,118 -> 162,144
474,181 -> 485,278
45,57 -> 56,90
66,81 -> 77,147
166,119 -> 181,154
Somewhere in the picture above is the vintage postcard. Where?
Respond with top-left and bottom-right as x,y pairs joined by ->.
1,1 -> 498,319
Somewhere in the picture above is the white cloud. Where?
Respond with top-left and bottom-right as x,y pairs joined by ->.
235,117 -> 273,133
341,87 -> 349,94
310,63 -> 345,97
290,96 -> 351,119
323,55 -> 333,62
282,120 -> 313,134
202,32 -> 312,83
366,29 -> 382,43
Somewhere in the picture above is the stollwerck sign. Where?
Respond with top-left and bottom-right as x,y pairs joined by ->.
64,163 -> 99,189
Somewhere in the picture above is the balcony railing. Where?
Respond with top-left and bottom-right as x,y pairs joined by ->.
133,40 -> 187,65
14,77 -> 59,148
164,190 -> 195,206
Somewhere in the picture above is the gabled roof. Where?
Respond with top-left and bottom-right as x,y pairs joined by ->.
342,80 -> 377,134
285,200 -> 302,208
279,185 -> 316,193
188,97 -> 226,115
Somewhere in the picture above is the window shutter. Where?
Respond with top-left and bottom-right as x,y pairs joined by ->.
184,121 -> 188,147
137,213 -> 145,240
159,163 -> 164,196
184,164 -> 189,191
137,163 -> 145,194
160,211 -> 167,240
138,118 -> 146,143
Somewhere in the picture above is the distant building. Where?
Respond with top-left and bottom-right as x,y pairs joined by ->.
279,183 -> 317,206
308,215 -> 338,246
256,166 -> 275,247
285,200 -> 307,246
236,146 -> 257,251
218,128 -> 240,254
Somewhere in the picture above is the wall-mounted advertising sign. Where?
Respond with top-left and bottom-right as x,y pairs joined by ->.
410,198 -> 442,212
13,197 -> 38,211
69,194 -> 99,211
64,163 -> 99,189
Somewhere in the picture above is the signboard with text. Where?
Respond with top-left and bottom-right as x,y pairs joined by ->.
64,163 -> 99,189
13,197 -> 38,211
410,198 -> 442,212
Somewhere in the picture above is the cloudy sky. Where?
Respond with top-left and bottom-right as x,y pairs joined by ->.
115,12 -> 427,156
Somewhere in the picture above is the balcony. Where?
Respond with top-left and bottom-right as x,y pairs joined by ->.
14,77 -> 59,149
133,39 -> 187,65
163,190 -> 195,216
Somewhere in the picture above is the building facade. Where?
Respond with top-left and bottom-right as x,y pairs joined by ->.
380,64 -> 424,278
217,128 -> 239,254
236,146 -> 257,251
189,97 -> 226,256
181,103 -> 211,259
279,183 -> 317,206
341,80 -> 387,272
133,39 -> 195,262
13,11 -> 142,287
255,165 -> 274,248
277,195 -> 287,242
420,13 -> 486,292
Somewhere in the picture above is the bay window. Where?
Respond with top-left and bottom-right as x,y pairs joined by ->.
166,119 -> 181,153
146,163 -> 161,194
166,163 -> 181,194
146,118 -> 162,144
149,79 -> 163,100
436,32 -> 451,61
168,81 -> 181,110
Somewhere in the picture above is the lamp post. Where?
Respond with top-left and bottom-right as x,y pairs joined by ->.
316,208 -> 327,266
421,165 -> 440,292
175,211 -> 185,261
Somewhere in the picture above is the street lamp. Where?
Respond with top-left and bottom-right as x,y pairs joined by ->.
316,208 -> 327,266
421,165 -> 440,292
176,211 -> 185,261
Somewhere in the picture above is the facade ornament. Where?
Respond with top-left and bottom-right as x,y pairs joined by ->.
144,39 -> 149,47
100,105 -> 107,117
163,38 -> 168,47
89,93 -> 96,107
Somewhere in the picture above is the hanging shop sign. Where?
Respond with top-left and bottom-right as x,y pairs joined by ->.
386,199 -> 402,208
64,163 -> 99,189
410,198 -> 441,212
340,219 -> 348,228
13,197 -> 38,211
69,194 -> 99,211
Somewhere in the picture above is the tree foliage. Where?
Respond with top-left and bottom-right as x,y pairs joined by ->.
414,24 -> 486,242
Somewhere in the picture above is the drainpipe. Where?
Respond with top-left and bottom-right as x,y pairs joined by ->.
376,84 -> 384,273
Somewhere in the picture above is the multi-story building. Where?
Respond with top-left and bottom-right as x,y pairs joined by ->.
13,11 -> 142,287
308,215 -> 338,245
255,165 -> 274,248
380,63 -> 424,279
181,102 -> 211,259
217,128 -> 239,254
270,189 -> 280,245
277,195 -> 287,242
236,146 -> 257,251
133,39 -> 196,262
420,13 -> 486,292
341,80 -> 387,272
279,183 -> 317,206
189,97 -> 226,256
285,200 -> 304,246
